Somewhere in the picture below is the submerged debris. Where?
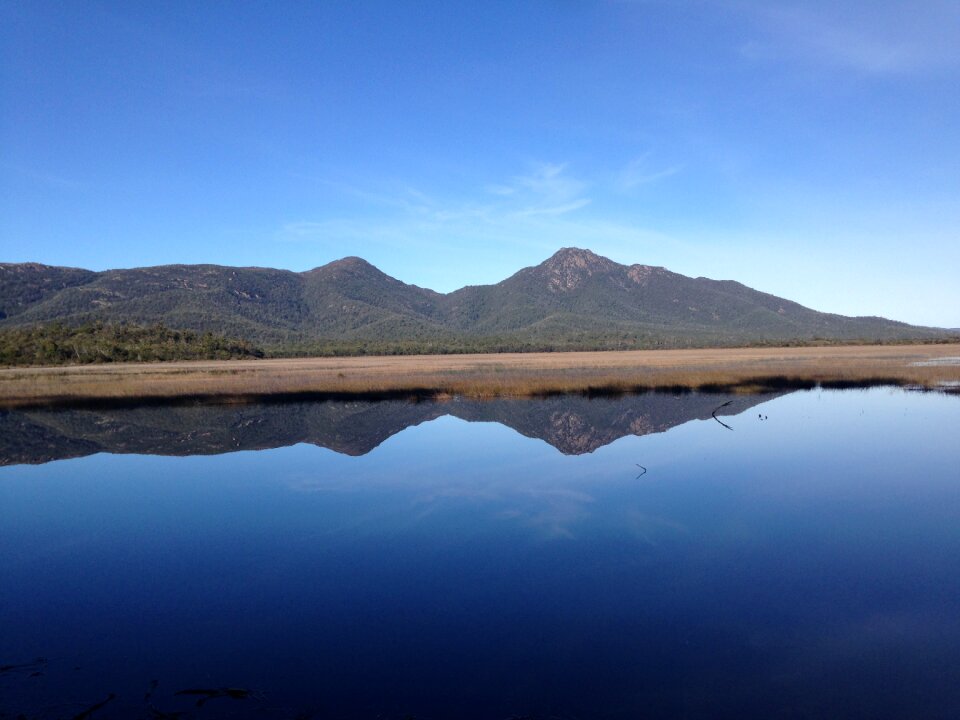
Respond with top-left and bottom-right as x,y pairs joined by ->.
0,657 -> 47,675
144,678 -> 159,702
147,707 -> 188,719
72,693 -> 117,720
175,687 -> 256,707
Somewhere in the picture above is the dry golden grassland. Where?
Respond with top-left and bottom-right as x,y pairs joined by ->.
1,344 -> 959,408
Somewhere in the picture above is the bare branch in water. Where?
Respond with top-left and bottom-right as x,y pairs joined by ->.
712,400 -> 734,430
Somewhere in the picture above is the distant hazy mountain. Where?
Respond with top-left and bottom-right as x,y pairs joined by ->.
0,249 -> 950,351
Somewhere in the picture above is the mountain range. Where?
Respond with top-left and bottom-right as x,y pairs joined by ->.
0,248 -> 950,352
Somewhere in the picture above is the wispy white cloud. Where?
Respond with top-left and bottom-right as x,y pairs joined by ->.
2,162 -> 82,190
508,161 -> 583,198
619,153 -> 682,190
295,163 -> 593,223
511,197 -> 592,218
282,161 -> 594,244
738,1 -> 960,74
299,175 -> 438,216
276,161 -> 696,289
282,221 -> 324,236
492,161 -> 591,216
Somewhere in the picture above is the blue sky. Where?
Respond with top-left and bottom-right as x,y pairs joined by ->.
2,1 -> 958,327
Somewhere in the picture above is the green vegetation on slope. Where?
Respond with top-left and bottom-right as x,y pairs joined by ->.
0,322 -> 264,366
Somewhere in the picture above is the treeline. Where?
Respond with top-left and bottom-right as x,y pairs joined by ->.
271,334 -> 762,356
0,322 -> 264,366
273,335 -> 676,357
3,322 -> 957,367
270,334 -> 960,358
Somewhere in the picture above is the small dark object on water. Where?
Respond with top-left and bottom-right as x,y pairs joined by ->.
144,679 -> 159,701
72,693 -> 116,720
175,687 -> 254,707
636,464 -> 647,478
148,707 -> 187,719
0,657 -> 47,675
712,401 -> 734,430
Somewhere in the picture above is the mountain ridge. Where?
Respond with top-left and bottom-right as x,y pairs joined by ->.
1,248 -> 953,353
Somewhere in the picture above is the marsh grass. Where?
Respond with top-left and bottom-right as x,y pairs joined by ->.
2,344 -> 959,409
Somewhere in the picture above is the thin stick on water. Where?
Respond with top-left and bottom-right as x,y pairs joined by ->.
712,400 -> 734,430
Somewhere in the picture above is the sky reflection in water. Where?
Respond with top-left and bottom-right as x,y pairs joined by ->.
1,389 -> 959,719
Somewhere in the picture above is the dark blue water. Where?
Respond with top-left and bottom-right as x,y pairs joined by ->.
2,389 -> 959,719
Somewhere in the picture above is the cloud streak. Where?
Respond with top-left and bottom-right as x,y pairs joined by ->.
511,198 -> 592,217
738,1 -> 960,74
2,162 -> 82,190
282,161 -> 595,244
495,162 -> 592,216
619,154 -> 683,190
275,161 -> 697,291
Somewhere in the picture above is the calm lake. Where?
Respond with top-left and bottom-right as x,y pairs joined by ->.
2,388 -> 959,719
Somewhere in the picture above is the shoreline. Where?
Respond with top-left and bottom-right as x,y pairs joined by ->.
2,344 -> 959,409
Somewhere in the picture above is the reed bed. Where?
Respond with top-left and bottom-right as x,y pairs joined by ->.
2,344 -> 958,408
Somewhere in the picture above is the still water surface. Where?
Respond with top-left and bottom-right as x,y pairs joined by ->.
1,389 -> 959,719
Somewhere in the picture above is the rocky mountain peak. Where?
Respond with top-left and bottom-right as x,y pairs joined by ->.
306,256 -> 381,278
329,256 -> 375,270
538,247 -> 620,292
544,247 -> 613,268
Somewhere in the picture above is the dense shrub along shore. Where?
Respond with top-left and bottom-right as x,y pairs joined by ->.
0,322 -> 264,365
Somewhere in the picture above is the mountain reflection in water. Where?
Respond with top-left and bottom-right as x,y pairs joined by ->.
0,391 -> 785,466
2,389 -> 960,719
